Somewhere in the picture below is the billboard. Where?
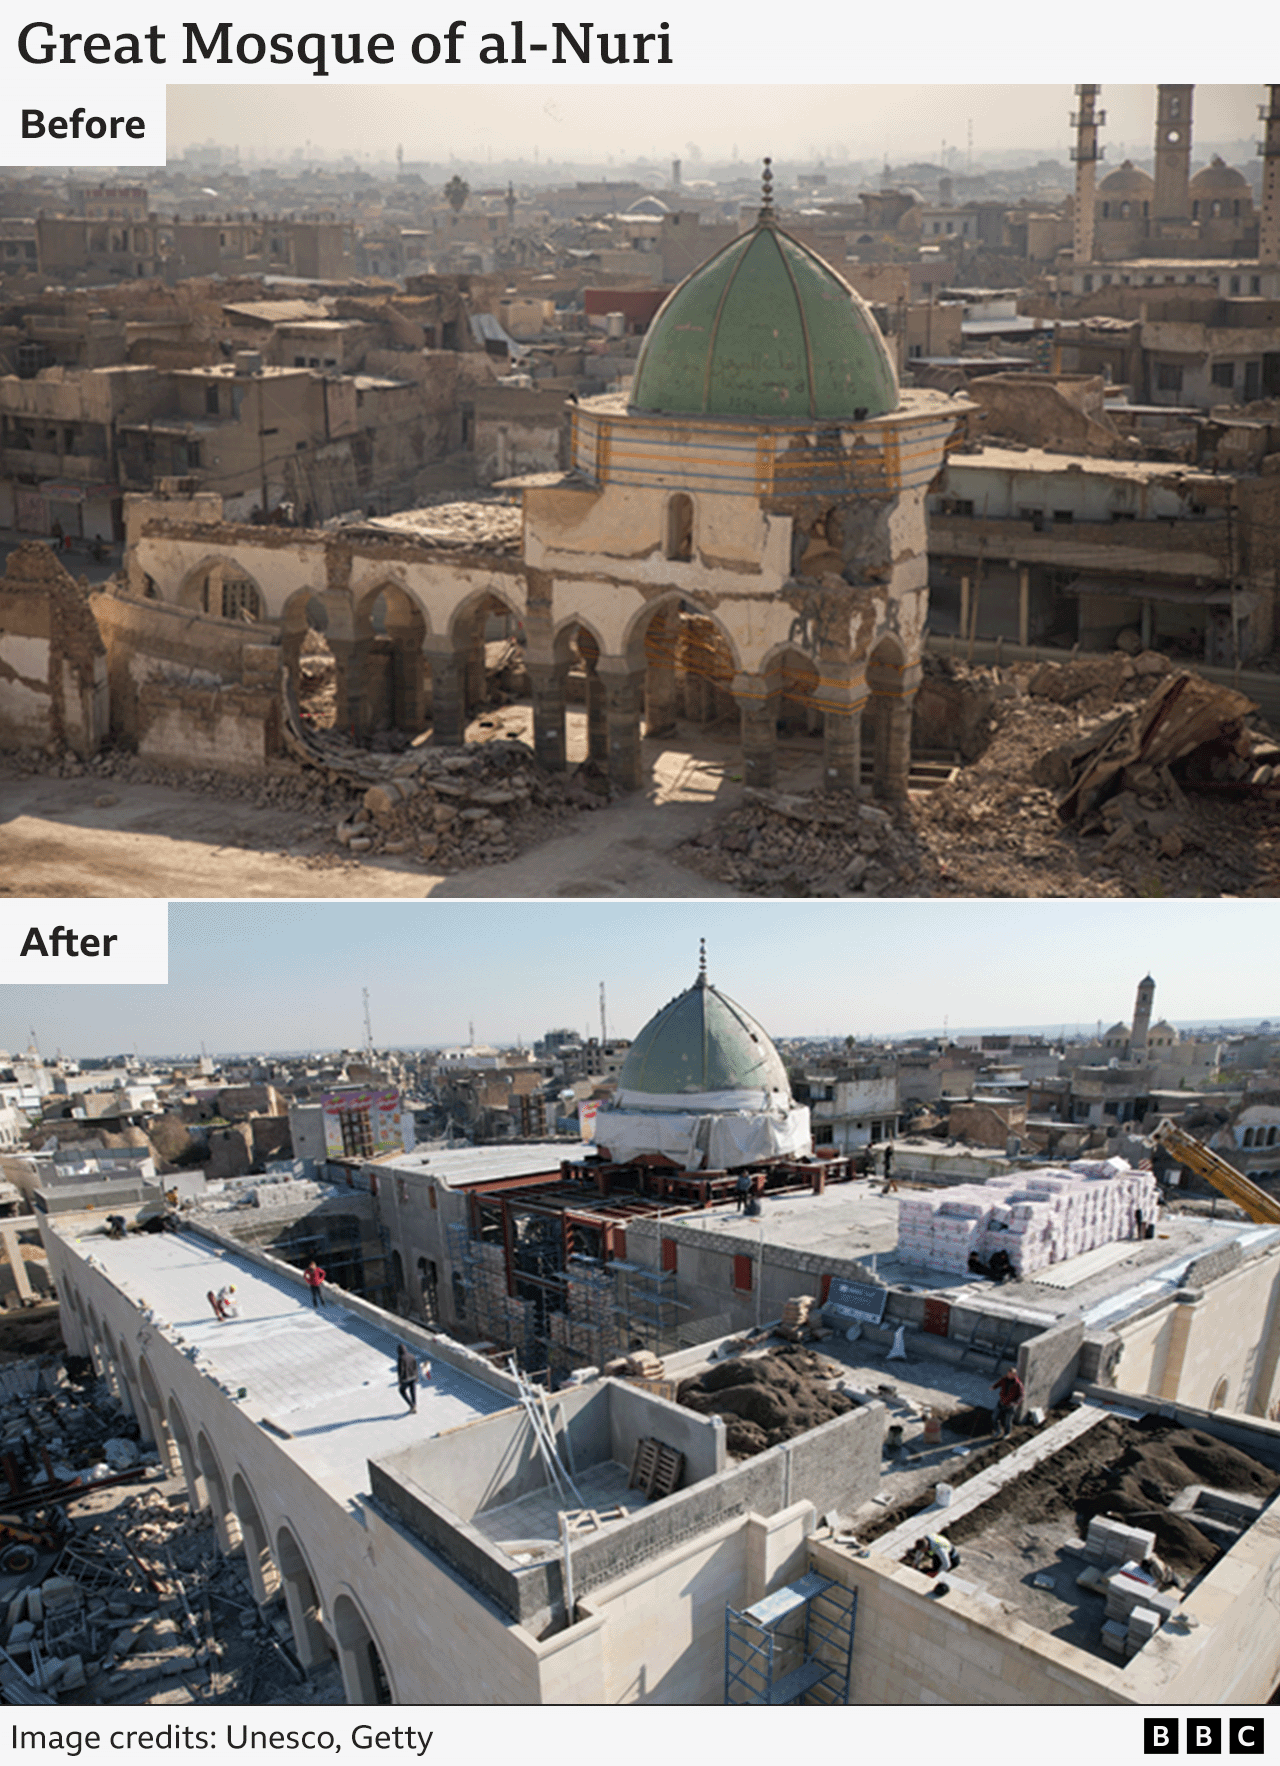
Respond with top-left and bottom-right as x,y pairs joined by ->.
321,1087 -> 402,1160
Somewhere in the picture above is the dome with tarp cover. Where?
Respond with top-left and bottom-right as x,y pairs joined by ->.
595,945 -> 810,1171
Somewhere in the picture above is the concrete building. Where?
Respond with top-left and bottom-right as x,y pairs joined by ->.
37,1146 -> 1280,1705
927,445 -> 1279,663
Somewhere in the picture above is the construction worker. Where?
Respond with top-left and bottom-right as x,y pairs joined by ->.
991,1365 -> 1024,1438
303,1259 -> 327,1308
735,1171 -> 752,1212
216,1284 -> 239,1319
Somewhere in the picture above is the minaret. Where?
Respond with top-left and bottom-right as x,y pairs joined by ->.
1071,85 -> 1105,265
1260,86 -> 1280,266
1131,974 -> 1156,1060
1154,86 -> 1193,221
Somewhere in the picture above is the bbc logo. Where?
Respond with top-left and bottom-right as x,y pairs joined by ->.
1145,1720 -> 1265,1755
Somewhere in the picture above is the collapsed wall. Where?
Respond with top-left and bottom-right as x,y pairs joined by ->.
0,543 -> 107,756
897,1158 -> 1161,1278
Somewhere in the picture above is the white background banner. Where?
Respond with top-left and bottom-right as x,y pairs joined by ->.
0,898 -> 168,984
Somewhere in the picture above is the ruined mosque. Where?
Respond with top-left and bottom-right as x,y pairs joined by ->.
3,165 -> 964,801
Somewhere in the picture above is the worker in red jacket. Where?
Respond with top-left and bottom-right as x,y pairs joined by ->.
304,1259 -> 327,1309
991,1366 -> 1024,1438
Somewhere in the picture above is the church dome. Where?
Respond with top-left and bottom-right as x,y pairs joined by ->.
616,964 -> 793,1104
629,170 -> 898,423
1098,160 -> 1154,197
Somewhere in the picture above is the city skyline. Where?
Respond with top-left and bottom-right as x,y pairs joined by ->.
3,899 -> 1275,1056
163,84 -> 1263,170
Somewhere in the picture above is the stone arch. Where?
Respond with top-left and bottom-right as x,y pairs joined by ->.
551,615 -> 610,766
1244,1129 -> 1255,1148
275,1525 -> 331,1672
622,594 -> 741,733
100,1319 -> 127,1408
85,1302 -> 106,1380
115,1339 -> 148,1441
231,1468 -> 281,1604
280,585 -> 340,729
139,1357 -> 181,1475
866,632 -> 915,800
432,582 -> 525,748
761,644 -> 821,735
197,1430 -> 243,1556
176,555 -> 265,622
167,1396 -> 207,1513
332,1590 -> 395,1704
354,579 -> 429,737
58,1283 -> 88,1357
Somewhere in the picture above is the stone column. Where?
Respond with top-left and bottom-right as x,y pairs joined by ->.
819,673 -> 868,793
1018,567 -> 1031,648
872,673 -> 921,800
527,661 -> 567,771
425,638 -> 467,748
598,660 -> 647,792
644,605 -> 679,736
326,638 -> 362,738
465,627 -> 486,712
733,672 -> 780,791
585,667 -> 608,764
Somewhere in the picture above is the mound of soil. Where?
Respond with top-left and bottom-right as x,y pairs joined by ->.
947,1415 -> 1280,1582
1071,1418 -> 1280,1578
677,1346 -> 855,1455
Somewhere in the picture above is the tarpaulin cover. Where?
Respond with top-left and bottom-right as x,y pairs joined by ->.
594,1100 -> 810,1171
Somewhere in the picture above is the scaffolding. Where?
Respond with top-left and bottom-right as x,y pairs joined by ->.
725,1572 -> 856,1706
612,1262 -> 684,1358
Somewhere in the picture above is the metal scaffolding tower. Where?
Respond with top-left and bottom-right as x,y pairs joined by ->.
725,1572 -> 856,1705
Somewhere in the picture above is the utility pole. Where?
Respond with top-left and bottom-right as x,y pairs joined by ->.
599,981 -> 607,1048
363,988 -> 373,1060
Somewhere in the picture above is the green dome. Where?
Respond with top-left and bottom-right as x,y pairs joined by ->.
629,216 -> 899,422
616,968 -> 792,1099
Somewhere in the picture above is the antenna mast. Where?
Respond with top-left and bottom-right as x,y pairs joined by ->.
363,988 -> 374,1059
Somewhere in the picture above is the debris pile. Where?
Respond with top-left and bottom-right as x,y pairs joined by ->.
676,655 -> 1279,897
677,1346 -> 856,1457
0,1372 -> 345,1705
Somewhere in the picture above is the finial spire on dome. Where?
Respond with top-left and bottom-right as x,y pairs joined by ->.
697,938 -> 708,987
759,157 -> 775,225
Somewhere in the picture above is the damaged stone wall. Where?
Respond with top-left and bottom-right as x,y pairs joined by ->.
92,583 -> 283,746
0,542 -> 107,755
967,374 -> 1140,459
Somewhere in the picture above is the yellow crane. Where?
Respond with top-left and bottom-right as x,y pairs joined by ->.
1155,1121 -> 1280,1226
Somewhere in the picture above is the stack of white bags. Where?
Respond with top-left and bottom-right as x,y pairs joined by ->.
896,1158 -> 1161,1278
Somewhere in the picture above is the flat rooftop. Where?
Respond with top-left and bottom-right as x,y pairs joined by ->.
684,1175 -> 1280,1332
50,1217 -> 510,1504
371,1141 -> 586,1188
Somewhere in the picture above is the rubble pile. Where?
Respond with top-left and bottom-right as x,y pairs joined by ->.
677,655 -> 1279,898
2,730 -> 602,876
0,1371 -> 344,1705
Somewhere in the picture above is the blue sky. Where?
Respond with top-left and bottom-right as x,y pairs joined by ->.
2,900 -> 1276,1057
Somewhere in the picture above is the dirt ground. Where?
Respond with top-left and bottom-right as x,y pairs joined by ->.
3,655 -> 1274,899
946,1414 -> 1280,1580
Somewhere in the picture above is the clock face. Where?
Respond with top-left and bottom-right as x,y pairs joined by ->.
1167,130 -> 1181,144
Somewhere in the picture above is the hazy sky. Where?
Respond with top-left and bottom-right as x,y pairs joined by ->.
3,900 -> 1276,1058
165,85 -> 1263,169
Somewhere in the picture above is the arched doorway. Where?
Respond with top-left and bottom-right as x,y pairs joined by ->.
167,1398 -> 207,1513
139,1358 -> 180,1475
197,1431 -> 243,1556
866,633 -> 915,799
231,1470 -> 280,1605
275,1526 -> 331,1672
355,583 -> 427,738
332,1593 -> 393,1704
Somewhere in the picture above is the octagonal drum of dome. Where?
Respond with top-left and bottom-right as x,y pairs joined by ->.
629,218 -> 899,423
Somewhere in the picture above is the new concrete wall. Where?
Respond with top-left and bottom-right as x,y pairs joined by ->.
1018,1318 -> 1086,1412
